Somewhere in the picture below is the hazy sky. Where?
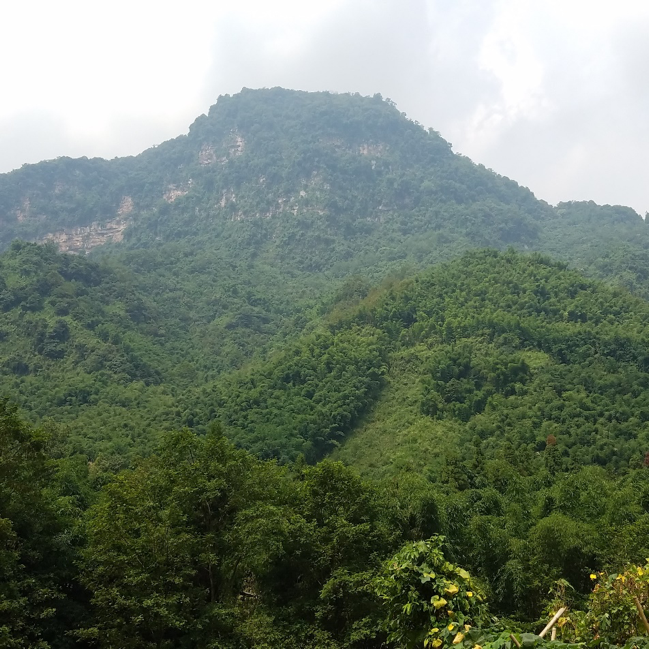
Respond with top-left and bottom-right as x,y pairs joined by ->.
2,0 -> 648,214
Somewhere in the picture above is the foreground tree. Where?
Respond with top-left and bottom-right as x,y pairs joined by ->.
0,401 -> 78,649
79,428 -> 404,648
79,426 -> 271,647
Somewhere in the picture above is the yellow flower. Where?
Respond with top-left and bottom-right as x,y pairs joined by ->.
467,591 -> 473,597
464,625 -> 471,631
474,645 -> 483,649
448,623 -> 456,631
590,574 -> 597,580
453,632 -> 465,645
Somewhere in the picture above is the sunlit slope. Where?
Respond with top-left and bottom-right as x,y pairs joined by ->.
331,250 -> 649,475
201,249 -> 649,471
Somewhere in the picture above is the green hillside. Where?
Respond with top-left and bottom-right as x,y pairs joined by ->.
0,90 -> 542,456
1,89 -> 647,295
335,249 -> 649,474
4,89 -> 649,646
6,252 -> 649,646
0,89 -> 547,260
0,241 -> 185,458
539,201 -> 649,299
168,249 -> 649,475
2,89 -> 649,457
182,249 -> 649,617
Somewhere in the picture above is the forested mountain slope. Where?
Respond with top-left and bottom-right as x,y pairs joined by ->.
0,242 -> 183,458
5,90 -> 649,648
540,201 -> 649,299
334,249 -> 649,473
179,250 -> 649,619
0,89 -> 547,259
2,88 -> 649,457
1,88 -> 647,291
180,250 -> 649,471
8,252 -> 649,648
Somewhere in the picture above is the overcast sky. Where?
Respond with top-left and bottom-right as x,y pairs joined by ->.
2,0 -> 648,214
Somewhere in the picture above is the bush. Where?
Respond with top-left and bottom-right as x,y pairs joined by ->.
376,536 -> 488,648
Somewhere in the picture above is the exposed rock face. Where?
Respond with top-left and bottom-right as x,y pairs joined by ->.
15,198 -> 31,222
359,143 -> 386,156
220,189 -> 236,208
229,132 -> 245,156
199,131 -> 245,167
118,196 -> 134,215
163,182 -> 193,203
41,218 -> 129,254
199,145 -> 216,165
34,195 -> 134,253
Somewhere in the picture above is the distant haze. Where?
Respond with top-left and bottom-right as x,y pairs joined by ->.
2,0 -> 648,214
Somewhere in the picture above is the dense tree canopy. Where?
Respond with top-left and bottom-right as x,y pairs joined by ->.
3,89 -> 649,647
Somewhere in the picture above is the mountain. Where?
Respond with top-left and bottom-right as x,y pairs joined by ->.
3,88 -> 649,306
2,88 -> 649,457
4,89 -> 649,647
6,250 -> 649,648
0,89 -> 547,259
